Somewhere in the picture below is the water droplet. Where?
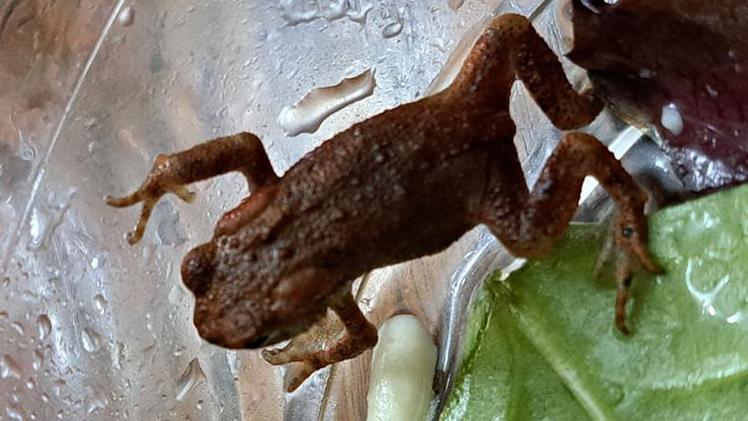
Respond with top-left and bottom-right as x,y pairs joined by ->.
279,0 -> 370,24
176,358 -> 207,401
88,398 -> 108,414
6,406 -> 23,421
37,314 -> 52,340
278,68 -> 376,136
382,21 -> 403,38
18,141 -> 36,161
347,2 -> 372,24
726,311 -> 743,324
26,378 -> 35,390
0,355 -> 22,379
32,350 -> 43,371
684,259 -> 730,317
10,321 -> 24,335
28,207 -> 49,249
52,379 -> 67,397
81,328 -> 102,353
118,6 -> 135,26
27,189 -> 75,250
83,117 -> 98,128
145,312 -> 153,332
381,8 -> 404,39
705,84 -> 719,98
22,289 -> 38,302
638,69 -> 655,79
321,0 -> 347,20
94,294 -> 107,314
279,0 -> 319,24
660,103 -> 684,135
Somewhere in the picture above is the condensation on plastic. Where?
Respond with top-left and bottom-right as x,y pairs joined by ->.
0,0 -> 684,420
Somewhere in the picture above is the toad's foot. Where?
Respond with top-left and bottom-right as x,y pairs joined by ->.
262,288 -> 377,392
106,154 -> 196,244
611,210 -> 663,335
594,203 -> 663,334
482,132 -> 661,335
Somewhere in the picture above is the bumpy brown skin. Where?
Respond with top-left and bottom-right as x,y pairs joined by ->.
107,14 -> 660,392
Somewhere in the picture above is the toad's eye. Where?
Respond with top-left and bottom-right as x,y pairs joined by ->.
181,244 -> 216,296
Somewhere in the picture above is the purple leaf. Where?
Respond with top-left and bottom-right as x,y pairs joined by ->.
567,0 -> 748,191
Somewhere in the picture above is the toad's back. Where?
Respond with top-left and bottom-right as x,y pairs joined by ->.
262,96 -> 511,277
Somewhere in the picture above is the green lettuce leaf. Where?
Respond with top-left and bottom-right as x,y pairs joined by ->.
442,184 -> 748,420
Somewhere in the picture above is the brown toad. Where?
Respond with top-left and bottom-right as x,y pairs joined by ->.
107,13 -> 659,392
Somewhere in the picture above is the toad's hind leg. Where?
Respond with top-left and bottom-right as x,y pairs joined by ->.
451,13 -> 602,130
106,132 -> 278,244
262,285 -> 377,392
480,132 -> 661,334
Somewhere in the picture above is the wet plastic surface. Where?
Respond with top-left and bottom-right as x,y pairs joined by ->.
0,0 -> 684,419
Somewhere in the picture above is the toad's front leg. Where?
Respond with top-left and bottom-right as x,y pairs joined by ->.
106,132 -> 277,243
480,132 -> 661,334
262,284 -> 377,392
